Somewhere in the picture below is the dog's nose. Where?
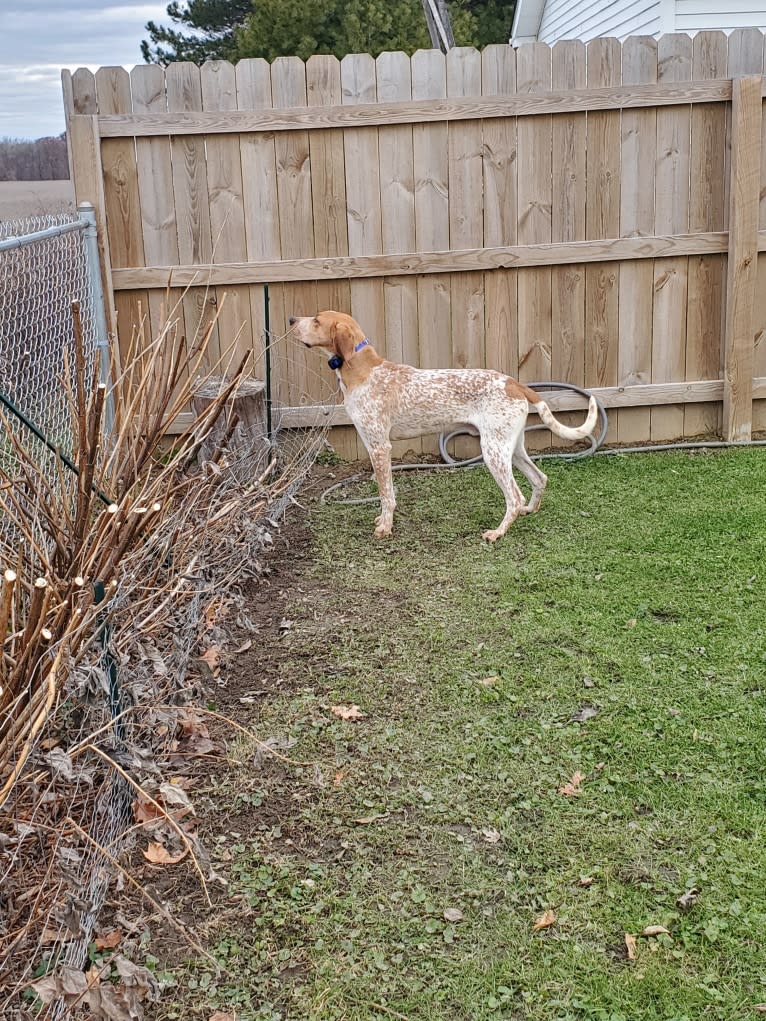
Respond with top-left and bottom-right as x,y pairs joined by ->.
288,316 -> 296,326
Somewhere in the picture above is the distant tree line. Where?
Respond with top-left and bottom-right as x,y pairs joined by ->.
0,134 -> 69,182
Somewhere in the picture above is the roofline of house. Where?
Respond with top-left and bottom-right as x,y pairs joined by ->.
510,0 -> 546,45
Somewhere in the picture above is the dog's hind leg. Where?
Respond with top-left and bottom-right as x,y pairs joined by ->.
512,437 -> 547,514
479,429 -> 526,542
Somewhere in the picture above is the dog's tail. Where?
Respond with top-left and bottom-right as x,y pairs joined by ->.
529,392 -> 599,441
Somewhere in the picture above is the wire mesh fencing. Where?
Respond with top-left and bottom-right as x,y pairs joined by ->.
0,236 -> 329,1017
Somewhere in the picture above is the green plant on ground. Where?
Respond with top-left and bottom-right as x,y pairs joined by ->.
154,449 -> 766,1021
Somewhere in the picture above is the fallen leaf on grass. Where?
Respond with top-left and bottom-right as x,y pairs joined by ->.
333,770 -> 346,786
478,675 -> 500,686
754,1004 -> 766,1013
532,909 -> 556,932
94,929 -> 122,951
676,888 -> 700,912
209,1013 -> 236,1021
578,877 -> 595,887
443,908 -> 464,923
642,925 -> 670,937
571,705 -> 599,723
481,827 -> 501,844
143,841 -> 188,865
331,704 -> 366,721
233,639 -> 252,655
352,813 -> 390,825
558,771 -> 585,796
625,933 -> 637,960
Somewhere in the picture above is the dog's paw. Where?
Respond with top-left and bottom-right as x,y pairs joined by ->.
374,521 -> 393,538
482,528 -> 503,543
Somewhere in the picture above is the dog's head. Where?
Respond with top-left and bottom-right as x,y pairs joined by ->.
288,311 -> 365,368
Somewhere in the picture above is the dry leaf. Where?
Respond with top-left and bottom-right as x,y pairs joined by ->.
209,1013 -> 236,1021
570,705 -> 599,723
558,771 -> 585,796
481,827 -> 501,844
333,770 -> 346,786
443,908 -> 464,923
676,888 -> 700,912
352,813 -> 389,825
133,793 -> 163,825
753,1004 -> 766,1013
625,933 -> 637,960
478,675 -> 500,686
627,618 -> 637,627
331,704 -> 365,721
532,909 -> 556,932
578,876 -> 595,887
234,639 -> 252,655
200,646 -> 222,672
642,925 -> 670,937
94,929 -> 122,951
143,841 -> 188,865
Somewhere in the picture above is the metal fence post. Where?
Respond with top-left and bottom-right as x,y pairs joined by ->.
78,202 -> 115,436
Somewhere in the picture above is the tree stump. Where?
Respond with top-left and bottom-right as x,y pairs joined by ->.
191,377 -> 269,483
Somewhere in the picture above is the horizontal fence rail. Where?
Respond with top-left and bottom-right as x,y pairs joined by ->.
63,31 -> 766,458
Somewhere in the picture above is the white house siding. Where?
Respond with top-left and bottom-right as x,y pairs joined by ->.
537,0 -> 660,42
676,0 -> 766,33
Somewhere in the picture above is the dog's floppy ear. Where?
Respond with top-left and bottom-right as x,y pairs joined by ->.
330,319 -> 356,363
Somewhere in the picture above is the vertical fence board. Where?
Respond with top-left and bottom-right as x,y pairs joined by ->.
130,65 -> 182,348
551,39 -> 586,411
377,51 -> 418,368
651,34 -> 692,441
686,31 -> 728,438
305,55 -> 357,459
412,49 -> 451,379
516,43 -> 552,386
377,50 -> 421,458
723,75 -> 762,442
64,71 -> 117,343
272,57 -> 316,410
618,37 -> 656,444
482,44 -> 518,381
447,47 -> 484,371
201,61 -> 253,372
341,55 -> 386,347
585,38 -> 621,444
165,62 -> 218,362
94,68 -> 148,372
236,59 -> 281,403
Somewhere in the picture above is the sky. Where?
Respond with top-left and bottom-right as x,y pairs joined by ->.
1,1 -> 169,140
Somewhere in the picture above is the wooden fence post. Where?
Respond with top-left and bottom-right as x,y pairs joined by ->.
722,75 -> 762,442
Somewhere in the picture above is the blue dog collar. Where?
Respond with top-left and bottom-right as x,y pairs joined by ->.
328,337 -> 371,370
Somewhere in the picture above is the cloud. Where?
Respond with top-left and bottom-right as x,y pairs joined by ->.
1,2 -> 168,140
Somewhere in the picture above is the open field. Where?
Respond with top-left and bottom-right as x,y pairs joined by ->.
118,448 -> 766,1021
0,179 -> 75,220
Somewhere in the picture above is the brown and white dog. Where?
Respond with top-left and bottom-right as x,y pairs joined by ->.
290,311 -> 598,542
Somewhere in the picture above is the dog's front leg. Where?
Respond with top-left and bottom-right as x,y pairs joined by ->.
367,441 -> 395,537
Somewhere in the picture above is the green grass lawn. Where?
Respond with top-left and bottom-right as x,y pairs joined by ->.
167,449 -> 766,1021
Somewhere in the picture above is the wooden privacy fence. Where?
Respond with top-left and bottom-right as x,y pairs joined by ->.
63,31 -> 766,460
